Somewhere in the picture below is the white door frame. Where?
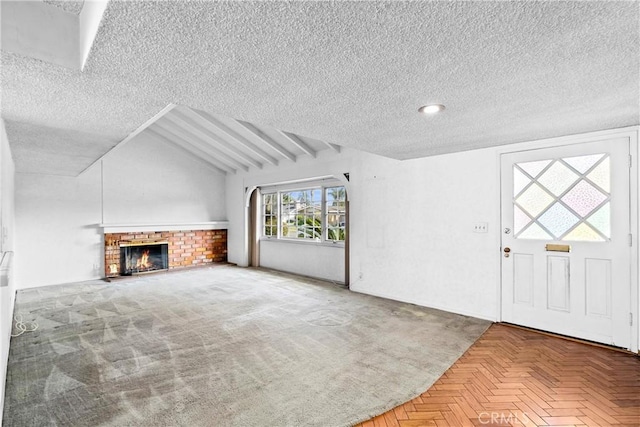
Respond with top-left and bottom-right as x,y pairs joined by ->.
494,126 -> 639,352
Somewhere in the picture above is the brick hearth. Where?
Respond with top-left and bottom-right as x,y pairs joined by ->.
104,229 -> 227,277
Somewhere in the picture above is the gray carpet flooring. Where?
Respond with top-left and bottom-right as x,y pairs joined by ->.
3,265 -> 490,426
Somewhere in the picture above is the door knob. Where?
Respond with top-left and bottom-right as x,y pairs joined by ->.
503,247 -> 510,258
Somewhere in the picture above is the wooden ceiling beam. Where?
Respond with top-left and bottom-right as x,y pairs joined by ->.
152,123 -> 241,173
236,120 -> 297,162
146,129 -> 228,175
279,131 -> 316,158
320,140 -> 341,153
156,117 -> 249,171
191,109 -> 280,167
172,108 -> 264,169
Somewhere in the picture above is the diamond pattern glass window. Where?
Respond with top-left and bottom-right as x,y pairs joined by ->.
513,153 -> 610,241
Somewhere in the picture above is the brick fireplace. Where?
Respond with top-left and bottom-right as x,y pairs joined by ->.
104,229 -> 227,278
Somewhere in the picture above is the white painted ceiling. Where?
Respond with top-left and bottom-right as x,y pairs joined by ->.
1,1 -> 638,176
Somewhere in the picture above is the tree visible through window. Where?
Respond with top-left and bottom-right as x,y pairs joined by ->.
262,185 -> 346,243
325,186 -> 346,241
262,193 -> 277,236
281,189 -> 322,240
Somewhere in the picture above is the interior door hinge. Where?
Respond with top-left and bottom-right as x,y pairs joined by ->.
630,313 -> 633,326
630,155 -> 633,168
629,234 -> 633,247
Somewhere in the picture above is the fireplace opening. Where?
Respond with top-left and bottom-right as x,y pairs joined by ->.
120,242 -> 169,275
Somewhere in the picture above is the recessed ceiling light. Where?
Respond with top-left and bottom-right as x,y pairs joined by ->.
418,104 -> 445,114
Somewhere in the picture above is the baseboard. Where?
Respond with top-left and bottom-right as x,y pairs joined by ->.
18,274 -> 103,289
349,285 -> 497,322
255,266 -> 346,286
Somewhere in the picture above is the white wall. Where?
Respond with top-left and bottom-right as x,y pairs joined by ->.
0,119 -> 16,425
260,240 -> 345,283
101,133 -> 225,224
14,133 -> 226,289
227,128 -> 640,336
348,149 -> 499,320
0,122 -> 15,255
15,169 -> 103,287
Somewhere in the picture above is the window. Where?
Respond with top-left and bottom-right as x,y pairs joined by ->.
325,186 -> 346,241
513,153 -> 610,241
262,185 -> 346,243
281,189 -> 322,240
263,193 -> 278,237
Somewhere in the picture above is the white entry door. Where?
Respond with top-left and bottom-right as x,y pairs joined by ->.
501,138 -> 631,349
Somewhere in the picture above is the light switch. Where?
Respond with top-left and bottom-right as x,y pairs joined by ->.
473,222 -> 488,233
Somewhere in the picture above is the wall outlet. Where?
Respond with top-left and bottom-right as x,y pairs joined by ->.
473,222 -> 488,233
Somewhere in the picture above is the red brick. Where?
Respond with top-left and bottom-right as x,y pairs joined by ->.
104,228 -> 227,277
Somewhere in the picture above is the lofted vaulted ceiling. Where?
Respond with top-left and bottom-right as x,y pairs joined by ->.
143,105 -> 340,175
1,1 -> 638,176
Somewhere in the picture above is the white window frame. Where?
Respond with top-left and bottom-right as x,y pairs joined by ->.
262,192 -> 278,238
324,186 -> 347,243
261,184 -> 346,246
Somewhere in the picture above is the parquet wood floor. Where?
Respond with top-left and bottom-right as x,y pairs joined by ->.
355,323 -> 640,427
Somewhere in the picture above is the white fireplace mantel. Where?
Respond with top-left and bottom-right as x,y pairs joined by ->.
99,221 -> 229,234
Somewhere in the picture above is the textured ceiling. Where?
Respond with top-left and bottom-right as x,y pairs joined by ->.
42,0 -> 84,15
1,1 -> 638,176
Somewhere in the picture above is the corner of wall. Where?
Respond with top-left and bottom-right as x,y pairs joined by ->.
0,119 -> 16,426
